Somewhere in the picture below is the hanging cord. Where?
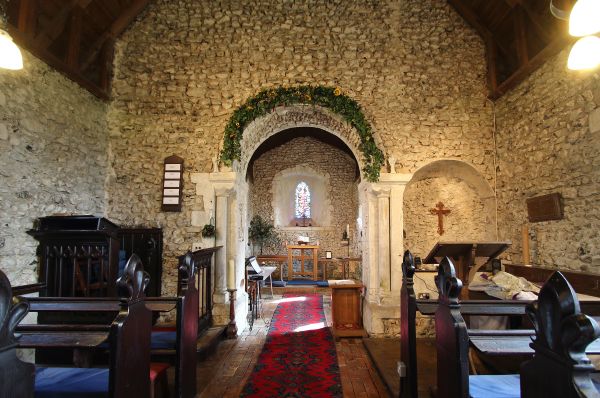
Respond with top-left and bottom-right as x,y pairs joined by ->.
486,98 -> 499,240
414,272 -> 438,294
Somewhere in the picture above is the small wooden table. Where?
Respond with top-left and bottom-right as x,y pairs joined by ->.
330,281 -> 366,339
287,244 -> 319,280
319,257 -> 362,280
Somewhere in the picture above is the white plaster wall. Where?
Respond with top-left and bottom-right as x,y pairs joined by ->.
272,165 -> 332,227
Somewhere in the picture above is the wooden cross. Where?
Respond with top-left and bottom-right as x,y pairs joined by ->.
430,202 -> 451,235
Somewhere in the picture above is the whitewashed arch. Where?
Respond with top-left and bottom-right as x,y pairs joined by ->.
234,104 -> 381,181
406,158 -> 497,239
408,159 -> 495,200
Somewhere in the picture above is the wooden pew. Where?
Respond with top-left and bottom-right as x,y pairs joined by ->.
399,250 -> 600,398
6,254 -> 152,397
145,251 -> 199,398
21,251 -> 199,398
435,257 -> 600,398
400,251 -> 537,398
0,268 -> 35,398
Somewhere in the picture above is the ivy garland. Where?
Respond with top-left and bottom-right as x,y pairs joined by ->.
220,85 -> 385,182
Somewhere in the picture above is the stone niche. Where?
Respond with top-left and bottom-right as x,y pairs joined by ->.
248,134 -> 359,260
403,159 -> 497,260
272,165 -> 332,228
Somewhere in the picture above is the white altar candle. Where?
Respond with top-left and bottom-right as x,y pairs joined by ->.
346,224 -> 350,237
227,259 -> 236,290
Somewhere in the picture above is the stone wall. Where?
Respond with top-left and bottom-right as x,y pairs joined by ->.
404,176 -> 496,259
0,51 -> 108,285
495,49 -> 600,272
106,0 -> 493,293
249,136 -> 359,277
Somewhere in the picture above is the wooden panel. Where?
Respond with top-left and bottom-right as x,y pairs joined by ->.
526,192 -> 563,222
331,282 -> 366,338
504,263 -> 600,297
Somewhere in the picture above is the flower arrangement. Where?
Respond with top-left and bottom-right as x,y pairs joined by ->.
201,224 -> 216,238
220,85 -> 385,182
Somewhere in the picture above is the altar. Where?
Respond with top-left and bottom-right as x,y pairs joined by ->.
287,244 -> 319,280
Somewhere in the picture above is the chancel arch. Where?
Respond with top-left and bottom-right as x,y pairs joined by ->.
247,129 -> 359,260
234,104 -> 376,181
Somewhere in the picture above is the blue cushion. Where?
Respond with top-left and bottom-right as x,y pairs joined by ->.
118,250 -> 127,277
469,374 -> 520,398
151,331 -> 177,350
591,373 -> 600,391
35,367 -> 109,397
316,281 -> 329,287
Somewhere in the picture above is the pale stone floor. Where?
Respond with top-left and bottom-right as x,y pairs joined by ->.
197,292 -> 389,397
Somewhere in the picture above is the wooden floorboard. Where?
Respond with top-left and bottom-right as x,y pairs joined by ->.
363,338 -> 400,397
362,336 -> 437,398
196,292 -> 389,397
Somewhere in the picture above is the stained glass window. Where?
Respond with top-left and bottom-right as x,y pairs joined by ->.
295,181 -> 311,219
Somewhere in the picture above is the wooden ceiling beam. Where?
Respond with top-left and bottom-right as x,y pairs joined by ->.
514,7 -> 529,66
521,2 -> 555,43
80,0 -> 150,71
66,6 -> 83,69
7,25 -> 109,100
503,0 -> 523,8
448,0 -> 493,41
17,0 -> 37,38
489,35 -> 574,100
33,0 -> 92,50
99,37 -> 115,92
485,35 -> 498,92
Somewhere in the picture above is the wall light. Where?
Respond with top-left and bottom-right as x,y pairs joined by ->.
0,1 -> 23,70
551,0 -> 600,71
569,0 -> 600,37
567,35 -> 600,70
0,29 -> 23,70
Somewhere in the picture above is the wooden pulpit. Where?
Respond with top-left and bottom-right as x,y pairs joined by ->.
423,241 -> 511,295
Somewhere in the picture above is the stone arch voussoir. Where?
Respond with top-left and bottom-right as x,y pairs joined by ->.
236,104 -> 366,180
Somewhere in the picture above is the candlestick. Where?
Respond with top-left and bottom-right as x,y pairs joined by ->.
227,259 -> 235,290
522,224 -> 530,265
226,289 -> 238,339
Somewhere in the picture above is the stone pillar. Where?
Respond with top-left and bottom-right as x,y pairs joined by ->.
358,173 -> 412,336
209,172 -> 236,324
377,189 -> 391,292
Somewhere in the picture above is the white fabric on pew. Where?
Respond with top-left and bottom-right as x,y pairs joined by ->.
469,271 -> 539,300
469,374 -> 520,398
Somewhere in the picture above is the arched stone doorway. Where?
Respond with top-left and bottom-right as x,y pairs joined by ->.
194,103 -> 403,335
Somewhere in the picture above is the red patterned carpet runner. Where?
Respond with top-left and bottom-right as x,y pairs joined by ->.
241,294 -> 343,397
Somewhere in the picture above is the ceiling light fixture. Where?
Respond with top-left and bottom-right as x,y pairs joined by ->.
0,0 -> 23,70
550,0 -> 600,71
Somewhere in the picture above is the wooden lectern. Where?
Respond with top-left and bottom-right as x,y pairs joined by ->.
330,281 -> 366,339
423,241 -> 511,294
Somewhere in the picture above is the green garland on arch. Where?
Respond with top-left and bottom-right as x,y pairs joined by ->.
220,85 -> 385,182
